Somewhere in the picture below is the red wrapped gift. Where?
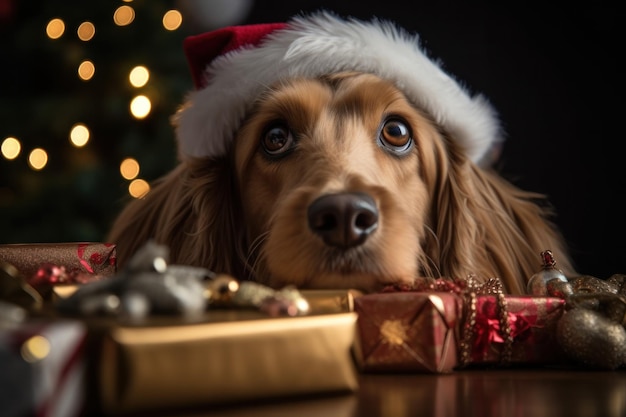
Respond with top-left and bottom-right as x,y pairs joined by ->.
353,292 -> 463,373
0,243 -> 116,290
0,319 -> 88,417
463,295 -> 566,366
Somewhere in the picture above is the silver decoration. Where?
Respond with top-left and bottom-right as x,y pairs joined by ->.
527,250 -> 569,296
0,300 -> 27,328
55,240 -> 310,319
56,240 -> 208,318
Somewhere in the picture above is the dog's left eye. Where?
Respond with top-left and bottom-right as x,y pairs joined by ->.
261,124 -> 295,156
379,119 -> 413,154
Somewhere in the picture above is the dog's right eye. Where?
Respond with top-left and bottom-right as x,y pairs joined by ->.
261,124 -> 295,157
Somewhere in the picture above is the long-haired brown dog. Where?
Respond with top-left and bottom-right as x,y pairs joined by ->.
108,12 -> 574,294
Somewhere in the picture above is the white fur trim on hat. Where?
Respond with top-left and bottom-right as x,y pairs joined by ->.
175,11 -> 502,165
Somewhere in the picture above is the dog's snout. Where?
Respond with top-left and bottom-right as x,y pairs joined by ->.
307,192 -> 379,249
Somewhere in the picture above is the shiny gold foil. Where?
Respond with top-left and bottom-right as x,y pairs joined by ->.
97,311 -> 359,414
301,289 -> 362,314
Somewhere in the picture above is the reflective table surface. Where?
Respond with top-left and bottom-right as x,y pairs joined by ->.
149,368 -> 626,417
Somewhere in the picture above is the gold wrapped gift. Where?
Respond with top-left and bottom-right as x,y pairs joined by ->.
54,287 -> 363,313
301,289 -> 362,314
92,310 -> 358,415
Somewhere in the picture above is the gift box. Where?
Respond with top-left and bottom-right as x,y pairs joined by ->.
53,287 -> 363,314
87,310 -> 359,415
0,243 -> 116,291
352,292 -> 463,373
0,319 -> 88,417
463,295 -> 567,366
301,289 -> 362,314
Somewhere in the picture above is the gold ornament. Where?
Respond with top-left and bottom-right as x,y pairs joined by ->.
205,274 -> 240,306
536,253 -> 626,370
556,308 -> 626,370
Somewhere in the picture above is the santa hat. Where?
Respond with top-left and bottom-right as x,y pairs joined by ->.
176,11 -> 502,165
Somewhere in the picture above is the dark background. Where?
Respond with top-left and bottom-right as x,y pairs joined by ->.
1,1 -> 623,278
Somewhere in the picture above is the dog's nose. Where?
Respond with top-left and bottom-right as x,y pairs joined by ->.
307,192 -> 379,249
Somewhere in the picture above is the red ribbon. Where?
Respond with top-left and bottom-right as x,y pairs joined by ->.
471,302 -> 532,360
76,243 -> 94,274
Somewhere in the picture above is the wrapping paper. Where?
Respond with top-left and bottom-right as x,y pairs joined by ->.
353,292 -> 463,373
0,242 -> 116,285
0,320 -> 87,417
301,289 -> 362,314
91,310 -> 359,415
466,295 -> 566,365
51,287 -> 362,314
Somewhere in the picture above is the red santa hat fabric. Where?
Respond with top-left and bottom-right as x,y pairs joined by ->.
175,11 -> 502,166
184,22 -> 286,89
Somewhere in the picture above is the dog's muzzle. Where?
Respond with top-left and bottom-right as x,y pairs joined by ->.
307,192 -> 379,249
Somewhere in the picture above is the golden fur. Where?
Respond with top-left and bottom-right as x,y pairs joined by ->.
108,72 -> 574,294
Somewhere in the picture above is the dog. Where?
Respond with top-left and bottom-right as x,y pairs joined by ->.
107,13 -> 575,294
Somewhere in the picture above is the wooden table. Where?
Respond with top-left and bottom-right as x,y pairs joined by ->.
155,368 -> 626,417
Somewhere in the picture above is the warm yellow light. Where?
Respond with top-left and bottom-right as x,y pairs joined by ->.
114,5 -> 135,26
28,148 -> 48,170
130,95 -> 151,119
78,60 -> 95,80
1,137 -> 21,160
129,179 -> 150,198
70,124 -> 90,147
21,335 -> 51,363
162,10 -> 182,31
129,66 -> 149,88
46,18 -> 65,39
77,21 -> 95,41
120,158 -> 140,180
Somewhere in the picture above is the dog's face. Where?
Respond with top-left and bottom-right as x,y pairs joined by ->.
109,71 -> 574,295
233,72 -> 445,292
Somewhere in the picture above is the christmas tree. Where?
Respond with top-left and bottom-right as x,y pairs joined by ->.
0,0 -> 194,243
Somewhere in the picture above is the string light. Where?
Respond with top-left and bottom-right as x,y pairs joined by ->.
128,179 -> 150,198
77,21 -> 95,41
1,137 -> 21,160
21,335 -> 51,363
129,66 -> 149,88
162,10 -> 182,31
28,148 -> 48,171
46,18 -> 65,39
130,95 -> 151,119
77,60 -> 95,80
120,158 -> 140,180
114,5 -> 135,26
10,4 -> 181,185
69,124 -> 90,147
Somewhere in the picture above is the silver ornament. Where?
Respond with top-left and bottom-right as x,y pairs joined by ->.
527,250 -> 569,296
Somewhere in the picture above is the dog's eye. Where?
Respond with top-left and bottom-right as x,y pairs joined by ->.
262,124 -> 295,156
379,119 -> 413,154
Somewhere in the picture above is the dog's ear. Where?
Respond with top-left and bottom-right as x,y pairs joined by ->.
107,156 -> 246,276
420,137 -> 575,294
